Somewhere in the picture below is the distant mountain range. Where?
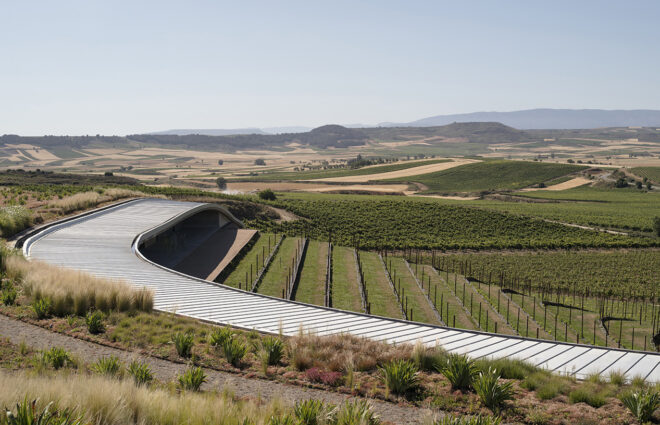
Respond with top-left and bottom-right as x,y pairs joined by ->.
151,109 -> 660,136
383,109 -> 660,130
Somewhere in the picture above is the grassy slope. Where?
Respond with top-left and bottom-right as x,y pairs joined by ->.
358,251 -> 402,319
232,159 -> 449,181
331,246 -> 363,312
384,160 -> 586,192
293,240 -> 328,306
222,233 -> 276,289
386,257 -> 439,325
257,237 -> 302,297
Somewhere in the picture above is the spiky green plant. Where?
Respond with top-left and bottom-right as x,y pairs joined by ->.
379,359 -> 419,395
620,389 -> 660,423
33,298 -> 51,319
91,356 -> 122,378
4,397 -> 84,425
127,360 -> 153,386
432,414 -> 502,425
209,326 -> 233,347
1,286 -> 17,305
42,347 -> 72,370
293,400 -> 329,425
473,368 -> 514,414
436,353 -> 478,391
222,336 -> 247,367
257,336 -> 285,366
85,310 -> 105,334
177,366 -> 206,392
172,332 -> 194,358
333,400 -> 380,425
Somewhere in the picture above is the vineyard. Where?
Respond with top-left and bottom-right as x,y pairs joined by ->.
382,160 -> 586,193
630,166 -> 660,183
217,231 -> 660,352
252,196 -> 657,250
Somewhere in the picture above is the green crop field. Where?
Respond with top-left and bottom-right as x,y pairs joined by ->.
453,187 -> 660,232
385,257 -> 439,324
256,237 -> 303,297
383,160 -> 586,193
232,158 -> 449,181
357,251 -> 402,319
631,166 -> 660,183
255,194 -> 653,250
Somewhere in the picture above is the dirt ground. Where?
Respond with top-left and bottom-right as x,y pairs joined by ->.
519,177 -> 591,192
0,314 -> 431,424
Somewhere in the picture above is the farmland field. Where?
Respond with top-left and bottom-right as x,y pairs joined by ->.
254,193 -> 654,250
293,239 -> 328,306
630,166 -> 660,183
382,160 -> 586,193
255,237 -> 303,297
330,246 -> 363,312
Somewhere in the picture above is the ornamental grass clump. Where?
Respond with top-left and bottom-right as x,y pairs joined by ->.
6,255 -> 152,317
172,332 -> 194,358
86,310 -> 105,334
127,360 -> 153,386
473,368 -> 514,414
222,336 -> 247,367
333,400 -> 380,425
42,347 -> 73,370
177,366 -> 206,392
91,356 -> 122,378
293,400 -> 329,425
209,326 -> 233,348
380,359 -> 419,396
436,353 -> 478,392
431,414 -> 502,425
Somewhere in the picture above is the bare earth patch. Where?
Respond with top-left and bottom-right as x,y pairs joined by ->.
312,159 -> 480,183
520,177 -> 591,192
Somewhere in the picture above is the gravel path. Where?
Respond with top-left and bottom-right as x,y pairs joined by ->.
0,315 -> 432,424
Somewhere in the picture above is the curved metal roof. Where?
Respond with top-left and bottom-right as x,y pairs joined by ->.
24,198 -> 660,382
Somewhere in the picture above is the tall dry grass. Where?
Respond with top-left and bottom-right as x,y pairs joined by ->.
0,370 -> 287,425
288,331 -> 413,372
6,255 -> 153,316
48,188 -> 161,215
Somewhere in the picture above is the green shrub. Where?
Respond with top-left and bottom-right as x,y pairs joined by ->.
172,332 -> 194,358
535,376 -> 569,401
568,385 -> 607,408
473,368 -> 514,413
43,347 -> 72,370
33,298 -> 51,319
333,400 -> 380,425
177,366 -> 206,392
436,353 -> 477,391
258,189 -> 276,200
1,286 -> 17,305
91,355 -> 122,377
432,414 -> 502,425
127,360 -> 153,386
4,397 -> 83,425
380,359 -> 419,395
257,336 -> 284,366
209,326 -> 233,348
85,310 -> 105,334
267,415 -> 296,425
222,336 -> 247,367
620,389 -> 660,423
293,400 -> 328,425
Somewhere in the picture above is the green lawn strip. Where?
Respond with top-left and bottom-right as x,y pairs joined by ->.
385,257 -> 439,324
222,233 -> 277,289
293,240 -> 328,306
331,246 -> 363,312
358,251 -> 403,319
257,237 -> 302,297
420,265 -> 477,330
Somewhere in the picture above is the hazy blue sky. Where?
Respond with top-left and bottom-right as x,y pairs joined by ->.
2,0 -> 659,135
